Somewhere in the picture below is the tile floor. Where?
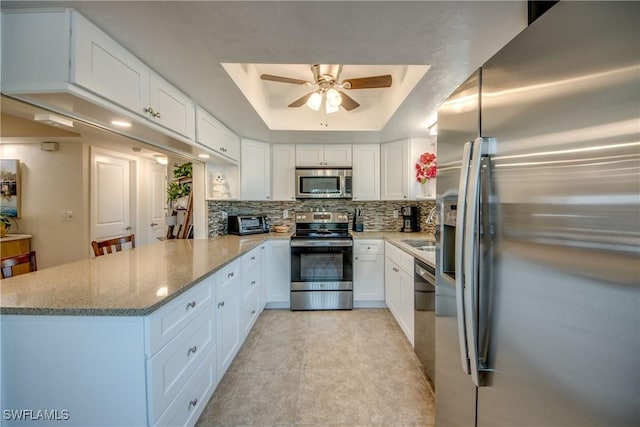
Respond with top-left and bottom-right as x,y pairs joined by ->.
195,308 -> 435,427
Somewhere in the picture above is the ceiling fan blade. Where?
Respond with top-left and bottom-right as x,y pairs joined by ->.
338,91 -> 360,111
288,92 -> 314,108
260,74 -> 309,85
342,74 -> 392,89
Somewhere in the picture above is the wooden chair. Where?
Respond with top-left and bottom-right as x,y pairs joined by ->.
1,251 -> 37,278
91,234 -> 135,257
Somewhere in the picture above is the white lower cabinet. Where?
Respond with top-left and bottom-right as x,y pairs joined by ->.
353,240 -> 385,307
242,246 -> 263,339
265,240 -> 291,308
384,242 -> 415,345
148,307 -> 216,426
215,259 -> 243,381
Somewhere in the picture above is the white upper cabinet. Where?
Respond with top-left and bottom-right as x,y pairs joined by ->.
196,106 -> 240,162
271,144 -> 296,201
2,9 -> 195,139
381,139 -> 410,200
352,144 -> 380,200
149,74 -> 195,139
296,144 -> 352,167
72,11 -> 151,116
241,139 -> 271,201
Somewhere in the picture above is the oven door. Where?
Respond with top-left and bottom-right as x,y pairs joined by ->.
290,239 -> 353,310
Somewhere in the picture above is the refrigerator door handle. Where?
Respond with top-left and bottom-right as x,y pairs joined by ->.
464,137 -> 495,388
455,141 -> 473,375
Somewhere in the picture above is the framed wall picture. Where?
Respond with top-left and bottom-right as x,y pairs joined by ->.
0,159 -> 20,218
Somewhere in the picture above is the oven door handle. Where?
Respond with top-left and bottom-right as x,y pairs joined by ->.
290,240 -> 353,247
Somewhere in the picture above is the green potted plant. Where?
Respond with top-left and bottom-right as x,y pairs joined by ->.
172,162 -> 192,179
166,181 -> 191,209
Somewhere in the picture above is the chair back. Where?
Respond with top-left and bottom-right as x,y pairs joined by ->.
91,234 -> 135,257
1,251 -> 37,278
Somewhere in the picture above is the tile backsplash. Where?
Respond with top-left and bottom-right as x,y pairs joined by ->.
207,199 -> 436,237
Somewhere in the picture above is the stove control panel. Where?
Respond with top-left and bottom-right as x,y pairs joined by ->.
295,212 -> 349,223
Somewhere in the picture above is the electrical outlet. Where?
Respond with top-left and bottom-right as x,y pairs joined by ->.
283,210 -> 289,219
393,209 -> 398,218
66,211 -> 73,221
58,211 -> 66,221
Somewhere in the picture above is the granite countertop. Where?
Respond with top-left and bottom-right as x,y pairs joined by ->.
0,230 -> 432,317
0,233 -> 281,316
0,233 -> 33,242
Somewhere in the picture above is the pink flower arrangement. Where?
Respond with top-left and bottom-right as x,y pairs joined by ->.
415,152 -> 437,184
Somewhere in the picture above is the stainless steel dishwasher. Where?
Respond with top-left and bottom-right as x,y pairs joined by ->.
414,259 -> 436,388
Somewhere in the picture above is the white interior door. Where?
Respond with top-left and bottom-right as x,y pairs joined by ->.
91,149 -> 133,242
147,162 -> 167,243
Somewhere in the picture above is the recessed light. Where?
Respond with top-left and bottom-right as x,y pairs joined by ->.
198,154 -> 210,159
111,120 -> 132,128
153,154 -> 168,165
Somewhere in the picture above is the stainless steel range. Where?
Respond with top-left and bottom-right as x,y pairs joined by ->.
290,211 -> 353,310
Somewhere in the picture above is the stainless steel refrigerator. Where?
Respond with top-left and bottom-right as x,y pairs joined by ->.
435,2 -> 640,426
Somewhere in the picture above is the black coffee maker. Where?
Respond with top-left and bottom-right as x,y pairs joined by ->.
401,206 -> 420,232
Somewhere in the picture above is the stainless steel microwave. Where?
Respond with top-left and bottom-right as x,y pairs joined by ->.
295,168 -> 352,199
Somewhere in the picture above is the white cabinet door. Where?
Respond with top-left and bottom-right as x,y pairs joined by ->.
241,139 -> 271,200
385,257 -> 401,317
295,144 -> 352,167
400,268 -> 415,346
324,144 -> 352,166
352,144 -> 380,200
354,254 -> 385,302
216,261 -> 242,381
72,11 -> 151,116
149,73 -> 195,139
196,106 -> 240,162
271,144 -> 296,201
265,240 -> 291,308
381,139 -> 410,200
295,144 -> 324,167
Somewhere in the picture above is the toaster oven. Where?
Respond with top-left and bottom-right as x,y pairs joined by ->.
228,215 -> 269,235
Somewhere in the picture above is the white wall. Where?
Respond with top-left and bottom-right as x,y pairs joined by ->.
0,141 -> 90,269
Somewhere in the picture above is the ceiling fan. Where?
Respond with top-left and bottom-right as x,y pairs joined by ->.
260,64 -> 392,113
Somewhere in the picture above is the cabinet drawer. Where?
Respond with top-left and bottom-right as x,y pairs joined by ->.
216,259 -> 241,297
148,307 -> 215,424
242,285 -> 261,338
153,347 -> 216,427
354,240 -> 384,255
385,242 -> 414,274
242,263 -> 261,299
242,247 -> 262,270
147,275 -> 215,355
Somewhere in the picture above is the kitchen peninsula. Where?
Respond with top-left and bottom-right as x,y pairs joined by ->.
1,232 -> 434,427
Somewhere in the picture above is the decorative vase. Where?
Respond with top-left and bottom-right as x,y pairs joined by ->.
420,182 -> 430,198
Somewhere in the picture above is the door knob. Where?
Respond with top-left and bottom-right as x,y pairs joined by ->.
150,222 -> 158,227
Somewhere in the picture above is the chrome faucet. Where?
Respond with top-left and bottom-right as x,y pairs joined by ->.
426,206 -> 438,225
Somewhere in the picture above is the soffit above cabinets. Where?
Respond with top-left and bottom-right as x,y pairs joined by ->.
0,1 -> 528,143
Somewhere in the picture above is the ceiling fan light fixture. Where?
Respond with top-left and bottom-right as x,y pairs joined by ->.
326,88 -> 342,108
306,92 -> 322,111
326,102 -> 340,114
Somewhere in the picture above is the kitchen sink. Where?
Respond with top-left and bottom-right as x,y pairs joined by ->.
401,240 -> 436,251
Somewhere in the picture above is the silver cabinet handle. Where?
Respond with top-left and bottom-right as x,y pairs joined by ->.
150,222 -> 158,227
187,345 -> 197,356
189,399 -> 198,409
125,226 -> 132,231
251,256 -> 256,260
218,301 -> 225,308
154,111 -> 160,118
403,195 -> 407,198
392,267 -> 399,272
251,309 -> 256,315
251,280 -> 256,286
144,107 -> 154,115
186,301 -> 196,310
228,271 -> 234,278
355,256 -> 359,260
